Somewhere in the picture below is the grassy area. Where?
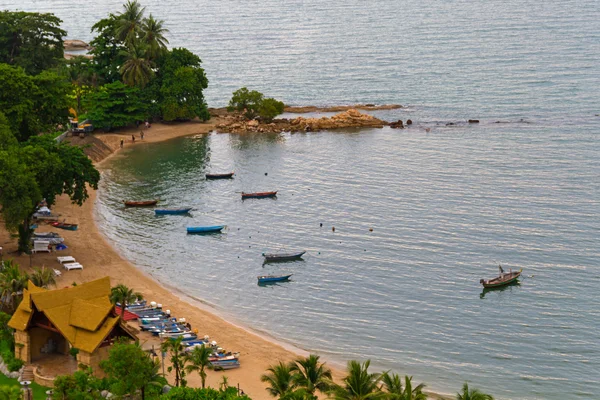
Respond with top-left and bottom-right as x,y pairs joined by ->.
0,372 -> 50,400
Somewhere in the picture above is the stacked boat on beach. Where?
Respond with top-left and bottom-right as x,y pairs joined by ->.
123,301 -> 241,369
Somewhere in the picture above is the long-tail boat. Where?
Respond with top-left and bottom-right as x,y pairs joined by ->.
241,191 -> 277,199
123,200 -> 158,207
155,207 -> 193,215
480,268 -> 522,288
263,251 -> 306,262
257,274 -> 292,284
187,225 -> 225,234
51,222 -> 78,231
206,172 -> 234,179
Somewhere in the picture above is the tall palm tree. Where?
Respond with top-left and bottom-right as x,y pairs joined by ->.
161,336 -> 187,387
116,0 -> 146,44
381,372 -> 427,400
456,383 -> 494,400
119,42 -> 154,87
329,360 -> 385,400
185,344 -> 213,389
109,284 -> 142,317
142,14 -> 169,60
290,354 -> 332,396
0,260 -> 29,313
261,361 -> 297,397
29,266 -> 56,289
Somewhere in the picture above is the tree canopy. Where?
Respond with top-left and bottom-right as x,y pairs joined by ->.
228,87 -> 284,122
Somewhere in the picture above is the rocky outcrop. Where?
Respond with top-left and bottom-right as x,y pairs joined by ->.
64,40 -> 91,50
389,120 -> 404,129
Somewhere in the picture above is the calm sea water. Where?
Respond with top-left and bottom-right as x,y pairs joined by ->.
6,0 -> 600,398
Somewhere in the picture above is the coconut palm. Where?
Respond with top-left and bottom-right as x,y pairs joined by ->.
290,354 -> 332,396
329,360 -> 385,400
0,260 -> 29,313
456,383 -> 494,400
261,361 -> 297,397
185,344 -> 213,389
109,283 -> 142,317
161,336 -> 187,387
29,266 -> 56,289
116,0 -> 146,44
119,42 -> 154,87
142,14 -> 169,60
381,372 -> 427,400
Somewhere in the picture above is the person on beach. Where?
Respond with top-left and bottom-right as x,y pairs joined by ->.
120,139 -> 124,148
145,121 -> 149,128
140,130 -> 144,140
132,134 -> 135,143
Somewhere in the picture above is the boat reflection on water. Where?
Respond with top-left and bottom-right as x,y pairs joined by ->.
480,281 -> 521,299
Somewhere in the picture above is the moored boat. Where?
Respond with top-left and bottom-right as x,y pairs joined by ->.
480,266 -> 522,288
264,251 -> 306,262
241,191 -> 277,199
155,207 -> 193,215
257,274 -> 293,284
123,200 -> 158,207
187,225 -> 225,234
206,172 -> 234,179
51,222 -> 78,231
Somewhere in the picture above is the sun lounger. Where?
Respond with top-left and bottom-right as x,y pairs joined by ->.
53,269 -> 62,277
32,240 -> 51,254
63,262 -> 83,271
57,256 -> 76,264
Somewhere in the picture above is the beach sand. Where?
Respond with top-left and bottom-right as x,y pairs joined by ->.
0,120 -> 448,400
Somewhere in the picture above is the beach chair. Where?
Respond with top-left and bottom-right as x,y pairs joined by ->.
53,269 -> 62,277
32,240 -> 51,253
63,262 -> 83,271
57,256 -> 76,264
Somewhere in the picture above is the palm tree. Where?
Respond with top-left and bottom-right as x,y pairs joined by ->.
381,372 -> 427,400
161,336 -> 187,387
185,344 -> 213,389
119,42 -> 154,87
456,383 -> 494,400
261,361 -> 297,397
109,284 -> 142,317
29,266 -> 56,289
142,14 -> 169,60
116,0 -> 146,44
290,354 -> 332,396
0,260 -> 29,313
329,360 -> 385,400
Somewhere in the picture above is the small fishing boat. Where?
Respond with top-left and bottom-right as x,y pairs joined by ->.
210,359 -> 240,370
241,191 -> 277,199
264,251 -> 306,262
206,172 -> 234,179
155,207 -> 193,215
480,267 -> 522,288
257,274 -> 293,284
123,200 -> 158,207
187,225 -> 225,234
51,222 -> 78,231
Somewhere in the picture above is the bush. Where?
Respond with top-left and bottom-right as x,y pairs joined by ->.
258,98 -> 284,122
162,386 -> 251,400
227,88 -> 284,122
0,341 -> 23,372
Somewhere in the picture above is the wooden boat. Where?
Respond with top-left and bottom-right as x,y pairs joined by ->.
206,172 -> 234,179
155,207 -> 193,215
264,251 -> 306,262
187,225 -> 225,234
123,200 -> 158,207
257,274 -> 293,284
51,222 -> 78,231
241,191 -> 277,199
480,269 -> 522,288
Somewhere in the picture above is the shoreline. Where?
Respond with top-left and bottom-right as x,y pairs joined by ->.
1,120 -> 450,400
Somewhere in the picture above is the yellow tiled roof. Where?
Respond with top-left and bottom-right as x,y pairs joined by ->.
7,277 -> 132,353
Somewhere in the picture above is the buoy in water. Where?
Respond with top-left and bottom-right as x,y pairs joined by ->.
320,223 -> 323,227
332,226 -> 335,232
369,228 -> 373,232
265,172 -> 268,176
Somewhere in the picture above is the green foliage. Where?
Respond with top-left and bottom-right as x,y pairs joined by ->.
68,347 -> 79,359
290,354 -> 332,396
52,370 -> 103,400
184,345 -> 213,389
90,15 -> 126,84
328,360 -> 384,400
161,337 -> 188,388
0,11 -> 66,75
29,266 -> 56,289
31,70 -> 71,132
82,81 -> 148,130
259,98 -> 285,122
100,341 -> 165,399
161,386 -> 251,400
0,385 -> 22,400
109,284 -> 142,317
260,361 -> 296,397
0,260 -> 29,314
0,64 -> 38,141
0,339 -> 23,373
381,373 -> 427,400
456,383 -> 493,400
0,371 -> 49,400
143,14 -> 169,60
227,88 -> 264,120
158,48 -> 209,121
0,113 -> 17,151
120,42 -> 154,87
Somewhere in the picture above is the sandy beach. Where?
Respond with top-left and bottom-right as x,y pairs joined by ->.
0,121 -> 447,400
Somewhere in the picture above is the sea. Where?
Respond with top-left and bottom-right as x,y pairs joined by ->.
5,1 -> 600,398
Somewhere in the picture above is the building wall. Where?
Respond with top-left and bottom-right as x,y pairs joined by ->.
13,330 -> 30,363
77,346 -> 110,378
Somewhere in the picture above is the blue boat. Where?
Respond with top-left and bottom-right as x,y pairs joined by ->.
257,274 -> 293,284
155,207 -> 193,215
187,225 -> 225,234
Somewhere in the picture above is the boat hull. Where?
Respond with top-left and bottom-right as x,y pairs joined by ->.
51,223 -> 78,231
481,270 -> 522,288
124,200 -> 158,207
264,251 -> 306,262
257,274 -> 293,284
242,191 -> 277,199
187,225 -> 225,234
155,208 -> 193,215
206,173 -> 234,179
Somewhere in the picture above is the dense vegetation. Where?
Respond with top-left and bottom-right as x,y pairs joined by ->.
228,87 -> 285,122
